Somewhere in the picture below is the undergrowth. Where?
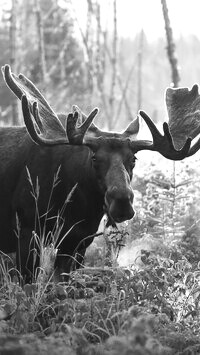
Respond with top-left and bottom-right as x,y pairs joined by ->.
0,155 -> 200,354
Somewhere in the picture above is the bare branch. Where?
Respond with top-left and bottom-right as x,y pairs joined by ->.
113,58 -> 137,127
104,41 -> 132,121
69,0 -> 94,91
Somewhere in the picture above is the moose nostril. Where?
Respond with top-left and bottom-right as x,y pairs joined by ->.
110,205 -> 135,223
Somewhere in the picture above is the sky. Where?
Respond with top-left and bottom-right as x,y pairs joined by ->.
1,0 -> 200,41
1,0 -> 199,41
116,0 -> 200,40
69,0 -> 200,41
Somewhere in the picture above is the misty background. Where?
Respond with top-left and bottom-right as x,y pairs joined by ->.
1,0 -> 200,131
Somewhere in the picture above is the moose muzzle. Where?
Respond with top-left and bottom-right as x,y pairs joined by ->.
105,185 -> 135,223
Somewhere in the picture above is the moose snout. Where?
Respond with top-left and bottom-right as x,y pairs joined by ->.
105,186 -> 135,223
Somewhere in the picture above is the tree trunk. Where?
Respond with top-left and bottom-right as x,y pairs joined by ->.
161,0 -> 180,88
34,0 -> 47,91
86,0 -> 94,93
137,30 -> 144,112
10,0 -> 19,125
161,0 -> 180,239
109,0 -> 117,130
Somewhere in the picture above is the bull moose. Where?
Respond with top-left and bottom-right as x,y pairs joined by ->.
1,64 -> 200,282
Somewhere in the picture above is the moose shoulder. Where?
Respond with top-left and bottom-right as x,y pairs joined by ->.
1,65 -> 200,282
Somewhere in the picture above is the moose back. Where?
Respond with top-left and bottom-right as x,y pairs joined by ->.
1,65 -> 200,282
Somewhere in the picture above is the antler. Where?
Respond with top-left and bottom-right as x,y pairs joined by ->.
132,84 -> 200,159
21,94 -> 99,146
2,65 -> 140,147
4,65 -> 199,160
1,64 -> 66,141
66,108 -> 99,144
71,104 -> 140,140
22,95 -> 140,148
166,84 -> 200,154
131,111 -> 192,160
22,95 -> 67,145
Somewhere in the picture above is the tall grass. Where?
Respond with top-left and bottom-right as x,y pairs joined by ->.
24,166 -> 77,284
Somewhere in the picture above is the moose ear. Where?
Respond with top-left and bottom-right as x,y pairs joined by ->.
121,116 -> 140,139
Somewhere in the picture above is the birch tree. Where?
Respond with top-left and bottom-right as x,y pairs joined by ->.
34,0 -> 47,90
161,0 -> 180,88
10,0 -> 19,125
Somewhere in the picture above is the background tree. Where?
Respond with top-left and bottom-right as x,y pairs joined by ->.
161,0 -> 180,88
1,0 -> 200,129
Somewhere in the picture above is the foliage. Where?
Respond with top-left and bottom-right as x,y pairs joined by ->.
0,149 -> 199,353
1,252 -> 200,353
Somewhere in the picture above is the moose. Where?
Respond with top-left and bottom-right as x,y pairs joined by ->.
1,64 -> 200,282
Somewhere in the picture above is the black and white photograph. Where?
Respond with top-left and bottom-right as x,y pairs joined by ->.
0,0 -> 200,353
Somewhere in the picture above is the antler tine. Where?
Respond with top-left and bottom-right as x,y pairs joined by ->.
2,64 -> 23,99
131,110 -> 191,160
187,136 -> 200,157
66,112 -> 79,143
66,108 -> 99,144
80,108 -> 99,133
22,95 -> 67,146
22,95 -> 44,145
32,101 -> 45,133
139,110 -> 163,140
72,104 -> 103,135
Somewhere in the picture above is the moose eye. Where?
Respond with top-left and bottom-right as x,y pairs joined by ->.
91,154 -> 97,162
130,156 -> 137,168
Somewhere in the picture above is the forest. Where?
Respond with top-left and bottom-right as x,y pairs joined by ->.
0,0 -> 200,354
